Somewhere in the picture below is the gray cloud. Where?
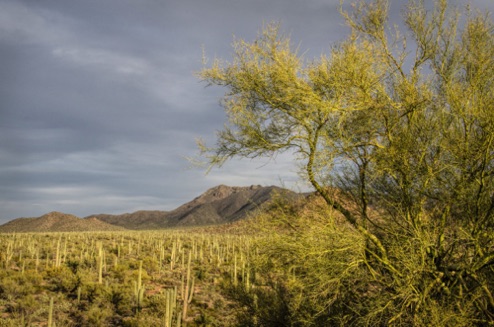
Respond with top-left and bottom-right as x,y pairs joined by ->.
1,0 -> 493,223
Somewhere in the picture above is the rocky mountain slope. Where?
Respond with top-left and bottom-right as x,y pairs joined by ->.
165,184 -> 294,226
0,185 -> 301,232
88,184 -> 299,229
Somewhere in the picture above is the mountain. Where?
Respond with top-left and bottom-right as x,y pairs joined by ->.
168,184 -> 294,226
0,185 -> 301,232
0,211 -> 126,233
87,185 -> 300,229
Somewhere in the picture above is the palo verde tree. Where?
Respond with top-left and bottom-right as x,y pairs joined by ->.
198,0 -> 494,325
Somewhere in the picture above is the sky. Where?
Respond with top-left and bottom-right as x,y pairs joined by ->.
1,0 -> 493,223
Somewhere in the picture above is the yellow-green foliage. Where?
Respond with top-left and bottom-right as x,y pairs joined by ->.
198,0 -> 494,325
249,197 -> 367,326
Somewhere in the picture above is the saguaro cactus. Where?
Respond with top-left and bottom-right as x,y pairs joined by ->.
48,297 -> 54,327
97,242 -> 103,284
164,287 -> 178,327
182,251 -> 194,321
135,260 -> 145,312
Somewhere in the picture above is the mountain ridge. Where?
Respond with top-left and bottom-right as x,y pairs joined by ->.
0,185 -> 301,232
87,184 -> 298,229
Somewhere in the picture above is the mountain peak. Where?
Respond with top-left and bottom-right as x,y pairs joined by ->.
197,184 -> 263,203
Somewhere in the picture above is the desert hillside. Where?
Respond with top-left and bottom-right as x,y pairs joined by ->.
0,211 -> 126,233
0,185 -> 301,232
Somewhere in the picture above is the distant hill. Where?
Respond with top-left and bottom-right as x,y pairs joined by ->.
88,185 -> 300,229
85,210 -> 169,230
0,185 -> 302,232
0,211 -> 126,233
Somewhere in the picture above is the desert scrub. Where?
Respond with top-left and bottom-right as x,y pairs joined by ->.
0,230 -> 257,325
223,196 -> 367,326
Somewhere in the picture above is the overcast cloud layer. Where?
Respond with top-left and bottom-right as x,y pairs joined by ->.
1,0 -> 493,223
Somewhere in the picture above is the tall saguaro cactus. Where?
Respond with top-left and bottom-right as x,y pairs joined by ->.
134,260 -> 145,312
97,242 -> 103,284
164,287 -> 178,327
182,251 -> 194,321
48,297 -> 54,327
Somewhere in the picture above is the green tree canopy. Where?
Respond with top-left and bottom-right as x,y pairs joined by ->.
198,0 -> 494,324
